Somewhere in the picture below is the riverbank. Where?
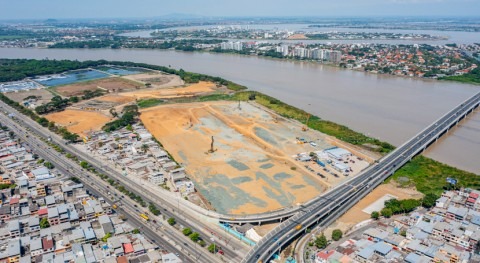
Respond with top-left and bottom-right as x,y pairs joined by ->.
1,58 -> 478,196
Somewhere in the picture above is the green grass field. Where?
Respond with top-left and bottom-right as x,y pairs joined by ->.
388,156 -> 480,195
137,98 -> 164,108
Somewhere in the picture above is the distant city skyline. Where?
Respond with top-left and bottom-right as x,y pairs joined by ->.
1,0 -> 479,20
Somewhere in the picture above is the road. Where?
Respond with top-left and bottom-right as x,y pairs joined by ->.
242,91 -> 480,263
2,89 -> 478,263
0,111 -> 223,263
0,100 -> 248,262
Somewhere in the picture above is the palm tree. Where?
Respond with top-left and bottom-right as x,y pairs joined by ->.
141,144 -> 149,154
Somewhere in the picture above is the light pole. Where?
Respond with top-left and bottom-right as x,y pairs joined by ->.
211,237 -> 216,255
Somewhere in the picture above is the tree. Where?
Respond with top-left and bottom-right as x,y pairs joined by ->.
80,161 -> 89,169
400,230 -> 407,237
44,162 -> 54,169
167,217 -> 176,226
37,117 -> 49,127
70,177 -> 81,184
315,233 -> 328,249
141,144 -> 149,153
371,211 -> 380,220
208,243 -> 217,253
101,232 -> 112,242
332,229 -> 343,241
182,228 -> 192,236
132,229 -> 140,234
400,199 -> 421,213
381,208 -> 393,218
40,218 -> 50,229
422,193 -> 439,208
189,232 -> 200,242
69,96 -> 79,103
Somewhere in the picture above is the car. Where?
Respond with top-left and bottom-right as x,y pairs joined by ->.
175,253 -> 180,257
134,204 -> 138,208
218,250 -> 224,255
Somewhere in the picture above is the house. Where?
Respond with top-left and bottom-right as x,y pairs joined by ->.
42,236 -> 54,253
30,238 -> 43,257
355,247 -> 375,263
98,215 -> 114,234
148,171 -> 165,185
8,219 -> 20,238
47,207 -> 60,226
31,167 -> 54,181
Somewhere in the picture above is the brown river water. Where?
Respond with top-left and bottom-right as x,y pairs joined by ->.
0,47 -> 479,174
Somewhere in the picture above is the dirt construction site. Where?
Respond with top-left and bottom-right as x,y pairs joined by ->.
140,101 -> 374,215
54,77 -> 144,96
45,109 -> 113,137
117,81 -> 218,100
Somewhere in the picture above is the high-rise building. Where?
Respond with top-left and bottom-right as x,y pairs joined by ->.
281,45 -> 289,56
329,50 -> 342,63
221,41 -> 243,51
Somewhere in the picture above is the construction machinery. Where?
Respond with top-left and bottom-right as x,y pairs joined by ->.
205,136 -> 217,154
302,114 -> 311,132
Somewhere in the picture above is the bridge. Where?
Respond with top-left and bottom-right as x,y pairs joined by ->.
241,90 -> 480,263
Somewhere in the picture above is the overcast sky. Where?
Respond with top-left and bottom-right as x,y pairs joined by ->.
1,0 -> 479,20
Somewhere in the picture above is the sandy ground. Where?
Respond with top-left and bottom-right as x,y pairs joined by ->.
140,101 -> 354,215
123,72 -> 184,88
119,81 -> 217,100
95,94 -> 136,104
45,109 -> 112,137
287,34 -> 308,40
4,89 -> 53,105
321,182 -> 424,236
55,77 -> 143,96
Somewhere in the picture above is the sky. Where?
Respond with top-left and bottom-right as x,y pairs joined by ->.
0,0 -> 479,20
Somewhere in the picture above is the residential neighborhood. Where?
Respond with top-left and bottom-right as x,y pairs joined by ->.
0,126 -> 182,262
309,188 -> 480,263
81,124 -> 196,198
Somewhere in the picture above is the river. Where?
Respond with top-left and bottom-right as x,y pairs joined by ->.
120,24 -> 480,45
0,47 -> 479,174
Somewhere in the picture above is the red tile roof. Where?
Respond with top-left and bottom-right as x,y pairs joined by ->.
9,197 -> 19,205
42,237 -> 54,250
116,256 -> 128,263
38,208 -> 48,216
123,243 -> 134,254
317,250 -> 335,260
470,192 -> 479,199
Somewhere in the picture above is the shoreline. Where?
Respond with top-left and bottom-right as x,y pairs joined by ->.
37,46 -> 480,86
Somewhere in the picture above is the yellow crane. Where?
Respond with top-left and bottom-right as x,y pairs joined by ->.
302,114 -> 311,132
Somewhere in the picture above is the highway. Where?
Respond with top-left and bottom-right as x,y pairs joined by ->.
0,100 -> 248,262
0,110 -> 225,263
242,90 -> 480,263
1,88 -> 479,263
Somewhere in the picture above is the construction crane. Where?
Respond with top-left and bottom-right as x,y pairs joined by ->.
205,136 -> 217,154
302,114 -> 311,132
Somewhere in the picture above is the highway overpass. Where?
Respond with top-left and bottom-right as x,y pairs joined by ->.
242,90 -> 480,263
